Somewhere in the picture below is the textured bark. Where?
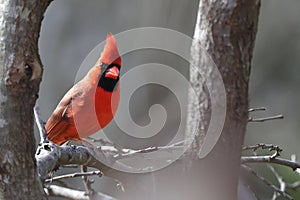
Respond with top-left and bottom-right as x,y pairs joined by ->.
0,0 -> 52,199
183,0 -> 261,199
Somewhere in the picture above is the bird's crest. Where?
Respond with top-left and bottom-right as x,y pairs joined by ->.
100,33 -> 122,66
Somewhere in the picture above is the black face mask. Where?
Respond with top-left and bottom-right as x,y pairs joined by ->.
98,63 -> 121,92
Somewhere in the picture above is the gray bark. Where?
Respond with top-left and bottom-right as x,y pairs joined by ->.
0,0 -> 52,199
183,0 -> 261,199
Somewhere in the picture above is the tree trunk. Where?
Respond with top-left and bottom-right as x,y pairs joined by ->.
0,0 -> 52,199
183,0 -> 260,199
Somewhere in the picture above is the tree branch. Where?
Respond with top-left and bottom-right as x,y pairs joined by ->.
45,170 -> 102,183
242,143 -> 282,153
81,165 -> 95,200
34,117 -> 118,200
248,107 -> 284,122
241,165 -> 294,200
287,181 -> 300,190
267,164 -> 287,200
248,115 -> 284,122
34,105 -> 186,179
242,144 -> 300,199
35,142 -> 110,179
248,107 -> 266,112
242,143 -> 282,158
45,185 -> 117,200
34,105 -> 48,143
241,156 -> 300,171
113,141 -> 184,160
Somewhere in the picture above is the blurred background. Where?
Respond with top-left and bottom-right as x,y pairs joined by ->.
37,0 -> 300,199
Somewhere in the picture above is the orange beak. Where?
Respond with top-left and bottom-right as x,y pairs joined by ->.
105,66 -> 119,79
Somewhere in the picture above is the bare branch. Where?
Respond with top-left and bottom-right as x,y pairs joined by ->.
34,108 -> 115,179
35,142 -> 112,179
86,137 -> 117,147
268,165 -> 286,200
114,141 -> 184,160
287,181 -> 300,190
243,143 -> 282,152
242,145 -> 300,199
61,164 -> 81,168
241,156 -> 300,171
45,170 -> 102,183
248,114 -> 284,122
34,105 -> 184,179
242,143 -> 282,158
45,185 -> 116,200
248,107 -> 284,123
241,165 -> 294,200
34,104 -> 49,144
248,107 -> 266,112
35,131 -> 183,180
81,166 -> 95,200
45,185 -> 89,200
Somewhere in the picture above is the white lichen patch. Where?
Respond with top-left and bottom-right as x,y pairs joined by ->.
0,93 -> 8,129
0,118 -> 8,128
18,6 -> 31,20
0,92 -> 7,104
0,1 -> 16,69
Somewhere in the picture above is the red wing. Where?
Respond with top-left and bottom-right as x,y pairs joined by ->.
45,85 -> 83,143
45,104 -> 70,142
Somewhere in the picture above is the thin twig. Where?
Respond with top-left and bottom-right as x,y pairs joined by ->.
268,165 -> 285,191
247,107 -> 283,122
114,141 -> 184,160
61,164 -> 80,168
248,114 -> 284,122
287,181 -> 300,190
45,170 -> 102,183
243,143 -> 282,152
241,165 -> 294,200
268,164 -> 286,200
86,137 -> 116,146
290,154 -> 300,176
82,166 -> 95,200
45,185 -> 117,200
242,143 -> 282,158
248,107 -> 266,112
34,104 -> 48,143
272,154 -> 300,190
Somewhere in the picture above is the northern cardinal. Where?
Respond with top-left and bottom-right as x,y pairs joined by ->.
46,33 -> 122,145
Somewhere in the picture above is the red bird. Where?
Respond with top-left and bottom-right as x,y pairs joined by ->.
46,33 -> 122,145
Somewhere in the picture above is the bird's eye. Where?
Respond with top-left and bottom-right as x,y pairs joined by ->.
99,62 -> 107,69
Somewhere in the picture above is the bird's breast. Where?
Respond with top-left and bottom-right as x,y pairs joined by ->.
95,86 -> 120,128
